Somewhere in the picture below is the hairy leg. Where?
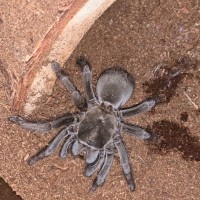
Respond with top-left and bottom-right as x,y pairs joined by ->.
86,149 -> 100,164
122,123 -> 151,140
77,56 -> 96,103
9,114 -> 76,132
71,140 -> 85,156
91,152 -> 114,191
85,151 -> 105,177
59,134 -> 75,158
51,61 -> 86,110
114,138 -> 135,191
28,128 -> 69,165
120,99 -> 156,117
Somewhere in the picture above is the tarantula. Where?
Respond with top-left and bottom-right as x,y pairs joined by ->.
9,57 -> 156,191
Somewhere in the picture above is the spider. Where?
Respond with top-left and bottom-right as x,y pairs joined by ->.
9,57 -> 156,191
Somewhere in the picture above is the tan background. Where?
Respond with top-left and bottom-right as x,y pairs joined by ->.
0,0 -> 200,199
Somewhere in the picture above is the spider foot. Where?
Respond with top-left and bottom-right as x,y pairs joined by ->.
89,181 -> 98,192
27,156 -> 39,166
51,60 -> 62,74
77,56 -> 90,70
27,151 -> 47,166
128,180 -> 136,192
8,115 -> 25,125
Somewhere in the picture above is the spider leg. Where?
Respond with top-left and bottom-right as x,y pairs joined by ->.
91,151 -> 114,191
51,61 -> 86,110
86,149 -> 100,164
85,151 -> 105,177
9,114 -> 76,132
28,128 -> 69,165
77,56 -> 96,103
122,123 -> 151,140
114,138 -> 135,192
71,140 -> 85,156
59,134 -> 76,158
120,99 -> 156,118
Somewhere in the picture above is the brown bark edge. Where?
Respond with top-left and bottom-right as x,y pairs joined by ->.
12,0 -> 88,113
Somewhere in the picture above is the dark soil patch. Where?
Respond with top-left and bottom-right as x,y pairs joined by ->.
143,56 -> 198,103
147,120 -> 200,162
0,177 -> 22,200
180,112 -> 189,122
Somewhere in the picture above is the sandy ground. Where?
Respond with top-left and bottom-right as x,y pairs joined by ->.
0,0 -> 200,199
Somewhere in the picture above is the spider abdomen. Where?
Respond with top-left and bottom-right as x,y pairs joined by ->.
96,67 -> 135,109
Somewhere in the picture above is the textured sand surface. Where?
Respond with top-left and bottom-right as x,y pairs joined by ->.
0,0 -> 200,199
